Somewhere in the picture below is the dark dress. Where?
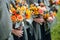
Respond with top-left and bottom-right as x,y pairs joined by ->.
40,22 -> 51,40
32,21 -> 51,40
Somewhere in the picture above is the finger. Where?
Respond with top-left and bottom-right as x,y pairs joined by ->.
20,31 -> 23,33
20,31 -> 23,34
18,34 -> 23,37
19,26 -> 23,30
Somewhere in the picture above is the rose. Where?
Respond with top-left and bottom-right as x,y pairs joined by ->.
11,15 -> 17,23
17,15 -> 23,22
47,17 -> 54,22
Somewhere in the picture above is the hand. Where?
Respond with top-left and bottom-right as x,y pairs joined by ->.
17,26 -> 23,30
12,29 -> 23,37
39,18 -> 44,23
33,18 -> 44,23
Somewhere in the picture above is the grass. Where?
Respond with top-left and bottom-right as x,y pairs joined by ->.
51,6 -> 60,40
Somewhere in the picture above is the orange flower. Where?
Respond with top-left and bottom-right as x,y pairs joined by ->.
12,10 -> 19,17
17,15 -> 23,21
43,14 -> 46,19
44,13 -> 49,19
56,0 -> 60,5
58,0 -> 60,5
11,15 -> 17,22
34,11 -> 39,14
46,13 -> 49,18
12,10 -> 16,15
53,12 -> 56,16
47,17 -> 54,22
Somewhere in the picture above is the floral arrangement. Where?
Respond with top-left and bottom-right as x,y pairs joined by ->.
9,1 -> 57,26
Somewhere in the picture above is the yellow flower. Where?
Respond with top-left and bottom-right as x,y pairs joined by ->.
30,4 -> 35,7
15,0 -> 20,3
17,7 -> 20,11
30,7 -> 33,10
20,6 -> 26,11
30,5 -> 37,11
32,6 -> 36,10
37,6 -> 41,9
20,11 -> 23,15
34,11 -> 39,14
9,10 -> 12,13
10,7 -> 16,12
10,4 -> 13,8
25,9 -> 31,19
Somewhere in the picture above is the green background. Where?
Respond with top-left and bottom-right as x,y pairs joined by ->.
51,6 -> 60,40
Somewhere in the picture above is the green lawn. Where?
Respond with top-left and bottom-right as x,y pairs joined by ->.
51,6 -> 60,40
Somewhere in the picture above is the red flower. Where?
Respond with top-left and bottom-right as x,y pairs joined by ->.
38,9 -> 43,14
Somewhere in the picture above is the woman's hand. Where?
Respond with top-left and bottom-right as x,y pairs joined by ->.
33,18 -> 44,23
12,29 -> 23,37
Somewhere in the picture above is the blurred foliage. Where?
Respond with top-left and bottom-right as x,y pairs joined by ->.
51,6 -> 60,40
